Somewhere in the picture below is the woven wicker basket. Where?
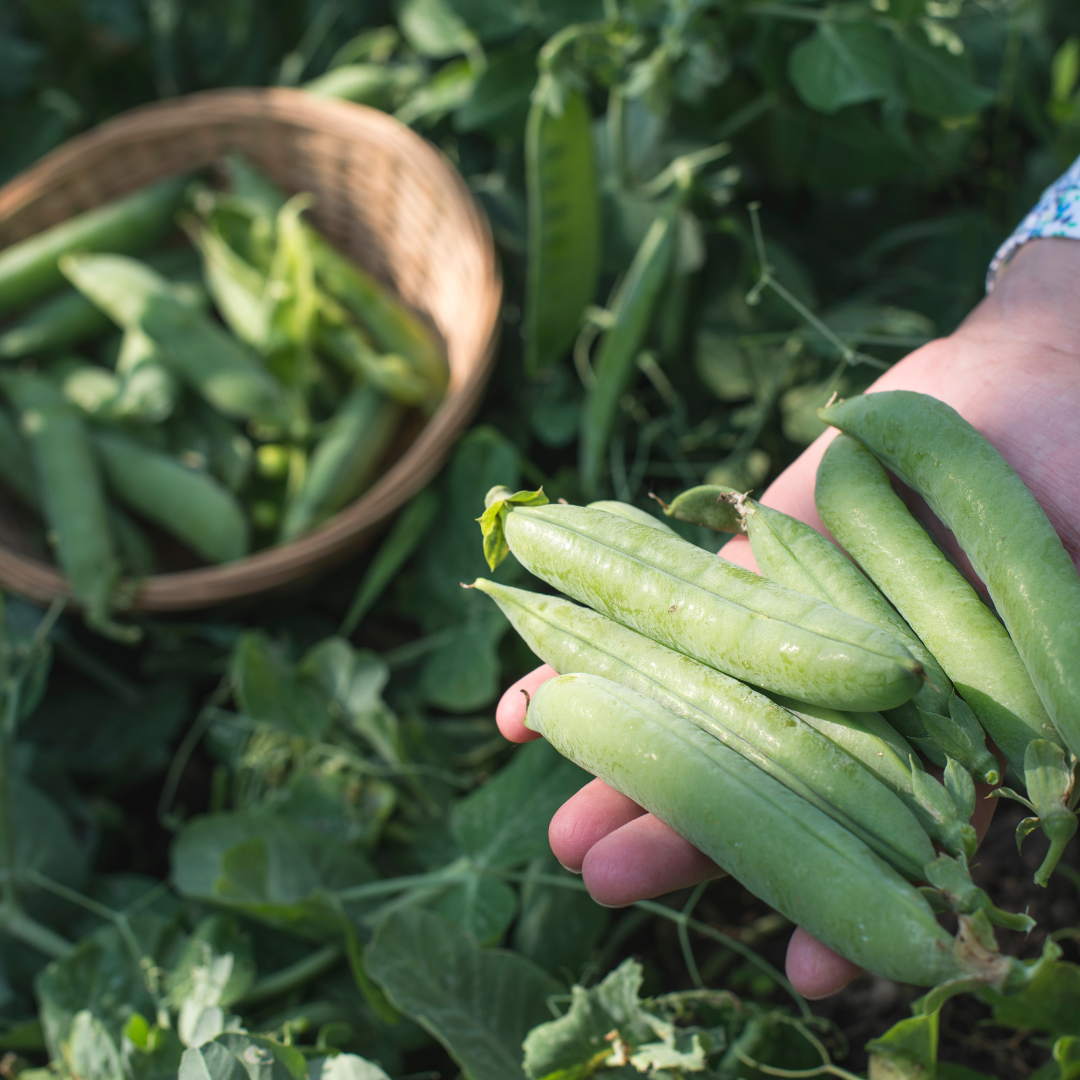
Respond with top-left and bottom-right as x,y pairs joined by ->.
0,88 -> 501,611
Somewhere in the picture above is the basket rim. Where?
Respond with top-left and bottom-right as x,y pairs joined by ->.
0,87 -> 502,611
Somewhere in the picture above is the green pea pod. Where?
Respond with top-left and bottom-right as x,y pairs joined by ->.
771,694 -> 977,859
0,289 -> 113,361
580,191 -> 681,496
820,391 -> 1080,763
94,429 -> 249,564
168,402 -> 253,493
735,496 -> 998,781
307,230 -> 448,401
59,253 -> 297,429
279,384 -> 403,542
815,433 -> 1072,885
53,358 -> 121,418
0,247 -> 203,362
0,372 -> 129,640
219,154 -> 448,400
111,329 -> 180,424
183,215 -> 270,351
526,672 -> 980,988
481,492 -> 922,712
585,500 -> 678,535
107,503 -> 156,577
657,484 -> 745,534
475,578 -> 937,880
0,175 -> 190,317
523,86 -> 600,376
0,403 -> 41,511
316,292 -> 435,406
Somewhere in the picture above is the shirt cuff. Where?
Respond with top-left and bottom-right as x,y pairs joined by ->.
986,153 -> 1080,292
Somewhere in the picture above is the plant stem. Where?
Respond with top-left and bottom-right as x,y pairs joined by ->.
237,943 -> 345,1008
0,902 -> 74,960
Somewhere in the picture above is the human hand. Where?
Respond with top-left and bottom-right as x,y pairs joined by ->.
495,238 -> 1080,999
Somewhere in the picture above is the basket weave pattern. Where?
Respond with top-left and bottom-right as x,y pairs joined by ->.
0,88 -> 501,610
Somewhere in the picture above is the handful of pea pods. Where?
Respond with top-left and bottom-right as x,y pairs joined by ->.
475,389 -> 1079,990
0,156 -> 447,638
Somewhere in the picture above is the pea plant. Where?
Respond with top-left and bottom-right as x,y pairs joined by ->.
1,0 -> 1080,1077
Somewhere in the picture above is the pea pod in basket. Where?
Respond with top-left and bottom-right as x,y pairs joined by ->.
815,431 -> 1076,886
0,372 -> 131,641
526,672 -> 1033,989
59,252 -> 299,431
479,488 -> 923,713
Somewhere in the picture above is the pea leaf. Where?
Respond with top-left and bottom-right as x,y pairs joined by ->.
231,631 -> 332,739
981,958 -> 1080,1039
522,959 -> 659,1078
866,1010 -> 939,1080
35,916 -> 184,1080
419,607 -> 508,712
789,22 -> 900,114
10,776 -> 89,923
170,812 -> 376,940
513,856 -> 608,978
307,1055 -> 392,1080
434,875 -> 517,944
367,909 -> 561,1080
892,28 -> 996,119
451,739 -> 589,870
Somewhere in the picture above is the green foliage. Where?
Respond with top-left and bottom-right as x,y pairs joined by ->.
366,909 -> 560,1080
2,1 -> 1080,1078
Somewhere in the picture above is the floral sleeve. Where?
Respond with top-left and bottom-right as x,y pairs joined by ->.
987,154 -> 1080,291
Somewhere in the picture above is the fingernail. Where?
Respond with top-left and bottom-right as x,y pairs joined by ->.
557,860 -> 582,875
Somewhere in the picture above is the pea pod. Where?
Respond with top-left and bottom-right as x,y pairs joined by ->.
815,433 -> 1074,885
656,484 -> 744,534
770,695 -> 977,860
59,253 -> 297,429
480,491 -> 922,712
0,403 -> 41,511
279,385 -> 402,542
523,86 -> 600,376
0,372 -> 129,640
819,391 -> 1080,762
307,231 -> 447,402
734,495 -> 999,784
182,215 -> 269,351
474,578 -> 937,879
221,154 -> 448,401
526,672 -> 989,988
111,329 -> 180,424
94,429 -> 249,564
317,292 -> 435,406
585,500 -> 677,535
0,175 -> 189,317
0,248 -> 203,362
580,189 -> 682,496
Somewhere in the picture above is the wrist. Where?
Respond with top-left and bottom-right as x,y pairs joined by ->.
958,238 -> 1080,359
